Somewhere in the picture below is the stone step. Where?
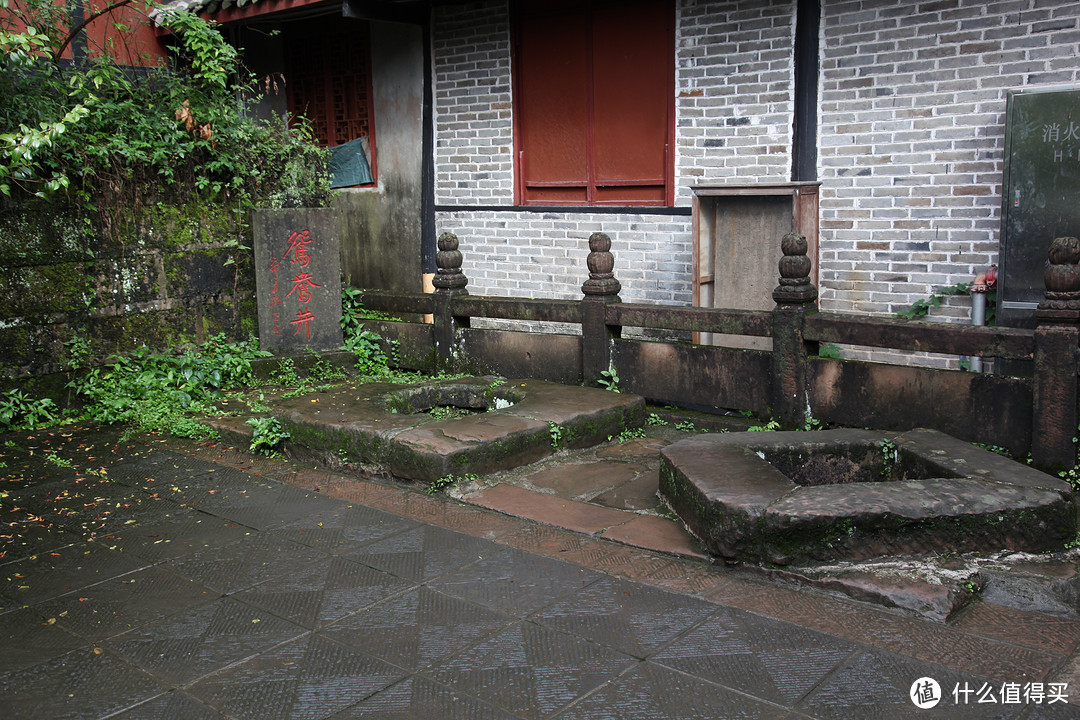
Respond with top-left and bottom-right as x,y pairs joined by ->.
660,428 -> 1077,565
210,376 -> 645,483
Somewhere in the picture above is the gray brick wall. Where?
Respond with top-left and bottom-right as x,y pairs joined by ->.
675,0 -> 796,202
433,0 -> 515,205
818,0 -> 1080,322
436,211 -> 694,306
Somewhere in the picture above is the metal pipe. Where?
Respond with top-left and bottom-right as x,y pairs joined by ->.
968,265 -> 996,372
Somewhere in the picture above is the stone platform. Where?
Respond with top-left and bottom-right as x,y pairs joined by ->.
659,428 -> 1077,566
211,377 -> 645,483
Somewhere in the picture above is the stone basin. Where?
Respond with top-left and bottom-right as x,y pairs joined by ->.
659,428 -> 1077,565
272,376 -> 645,482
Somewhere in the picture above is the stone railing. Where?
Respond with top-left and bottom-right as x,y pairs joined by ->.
356,231 -> 1079,472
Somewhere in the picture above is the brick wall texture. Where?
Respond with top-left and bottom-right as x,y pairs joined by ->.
431,0 -> 1080,344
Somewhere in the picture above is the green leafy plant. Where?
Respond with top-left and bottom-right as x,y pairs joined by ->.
0,389 -> 59,430
340,286 -> 402,339
69,335 -> 269,438
748,419 -> 781,432
598,367 -> 621,392
307,351 -> 348,382
426,472 -> 479,495
344,329 -> 393,377
607,427 -> 646,443
247,416 -> 290,456
548,421 -> 564,449
0,0 -> 329,230
879,439 -> 899,480
271,358 -> 302,387
896,282 -> 997,324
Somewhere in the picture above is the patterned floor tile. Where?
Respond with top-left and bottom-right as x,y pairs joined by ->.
429,546 -> 603,616
0,540 -> 149,606
175,474 -> 343,530
0,519 -> 81,566
235,555 -> 414,629
552,662 -> 788,719
105,596 -> 307,685
270,503 -> 420,554
329,676 -> 524,719
796,649 -> 1023,720
0,604 -> 88,676
346,524 -> 498,583
531,574 -> 718,658
38,565 -> 217,642
652,607 -> 858,707
0,646 -> 166,720
165,531 -> 328,593
110,690 -> 227,720
428,621 -> 638,719
107,451 -> 225,488
367,490 -> 524,538
187,633 -> 406,720
105,512 -> 253,562
953,601 -> 1080,657
326,586 -> 513,670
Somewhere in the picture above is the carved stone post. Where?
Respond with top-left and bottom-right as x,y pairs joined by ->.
581,232 -> 622,386
771,232 -> 818,428
1032,236 -> 1080,471
431,232 -> 469,369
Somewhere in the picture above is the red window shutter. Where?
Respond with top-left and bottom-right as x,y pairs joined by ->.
517,10 -> 589,203
514,0 -> 673,206
591,1 -> 670,203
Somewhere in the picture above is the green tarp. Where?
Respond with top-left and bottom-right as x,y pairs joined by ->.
328,137 -> 373,188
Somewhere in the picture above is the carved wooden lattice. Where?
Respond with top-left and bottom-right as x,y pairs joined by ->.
285,22 -> 371,148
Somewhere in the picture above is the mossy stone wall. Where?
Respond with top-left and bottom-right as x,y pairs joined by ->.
0,199 -> 257,380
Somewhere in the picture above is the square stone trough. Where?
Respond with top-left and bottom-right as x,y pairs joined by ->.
658,428 -> 1077,566
273,376 -> 645,482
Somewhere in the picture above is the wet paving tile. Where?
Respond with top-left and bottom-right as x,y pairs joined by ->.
0,646 -> 167,720
165,532 -> 328,594
326,586 -> 513,671
0,519 -> 81,566
531,574 -> 718,658
795,648 -> 1023,719
270,503 -> 420,554
367,490 -> 525,538
105,596 -> 307,685
37,565 -> 218,642
234,555 -> 414,629
110,690 -> 227,720
107,451 -> 226,488
104,512 -> 253,562
174,475 -> 344,530
328,675 -> 523,720
651,607 -> 858,708
708,576 -> 1061,683
316,478 -> 403,505
428,620 -> 638,719
187,633 -> 406,720
429,546 -> 603,617
0,605 -> 89,676
0,541 -> 149,606
953,601 -> 1080,657
345,524 -> 498,583
552,662 -> 788,719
